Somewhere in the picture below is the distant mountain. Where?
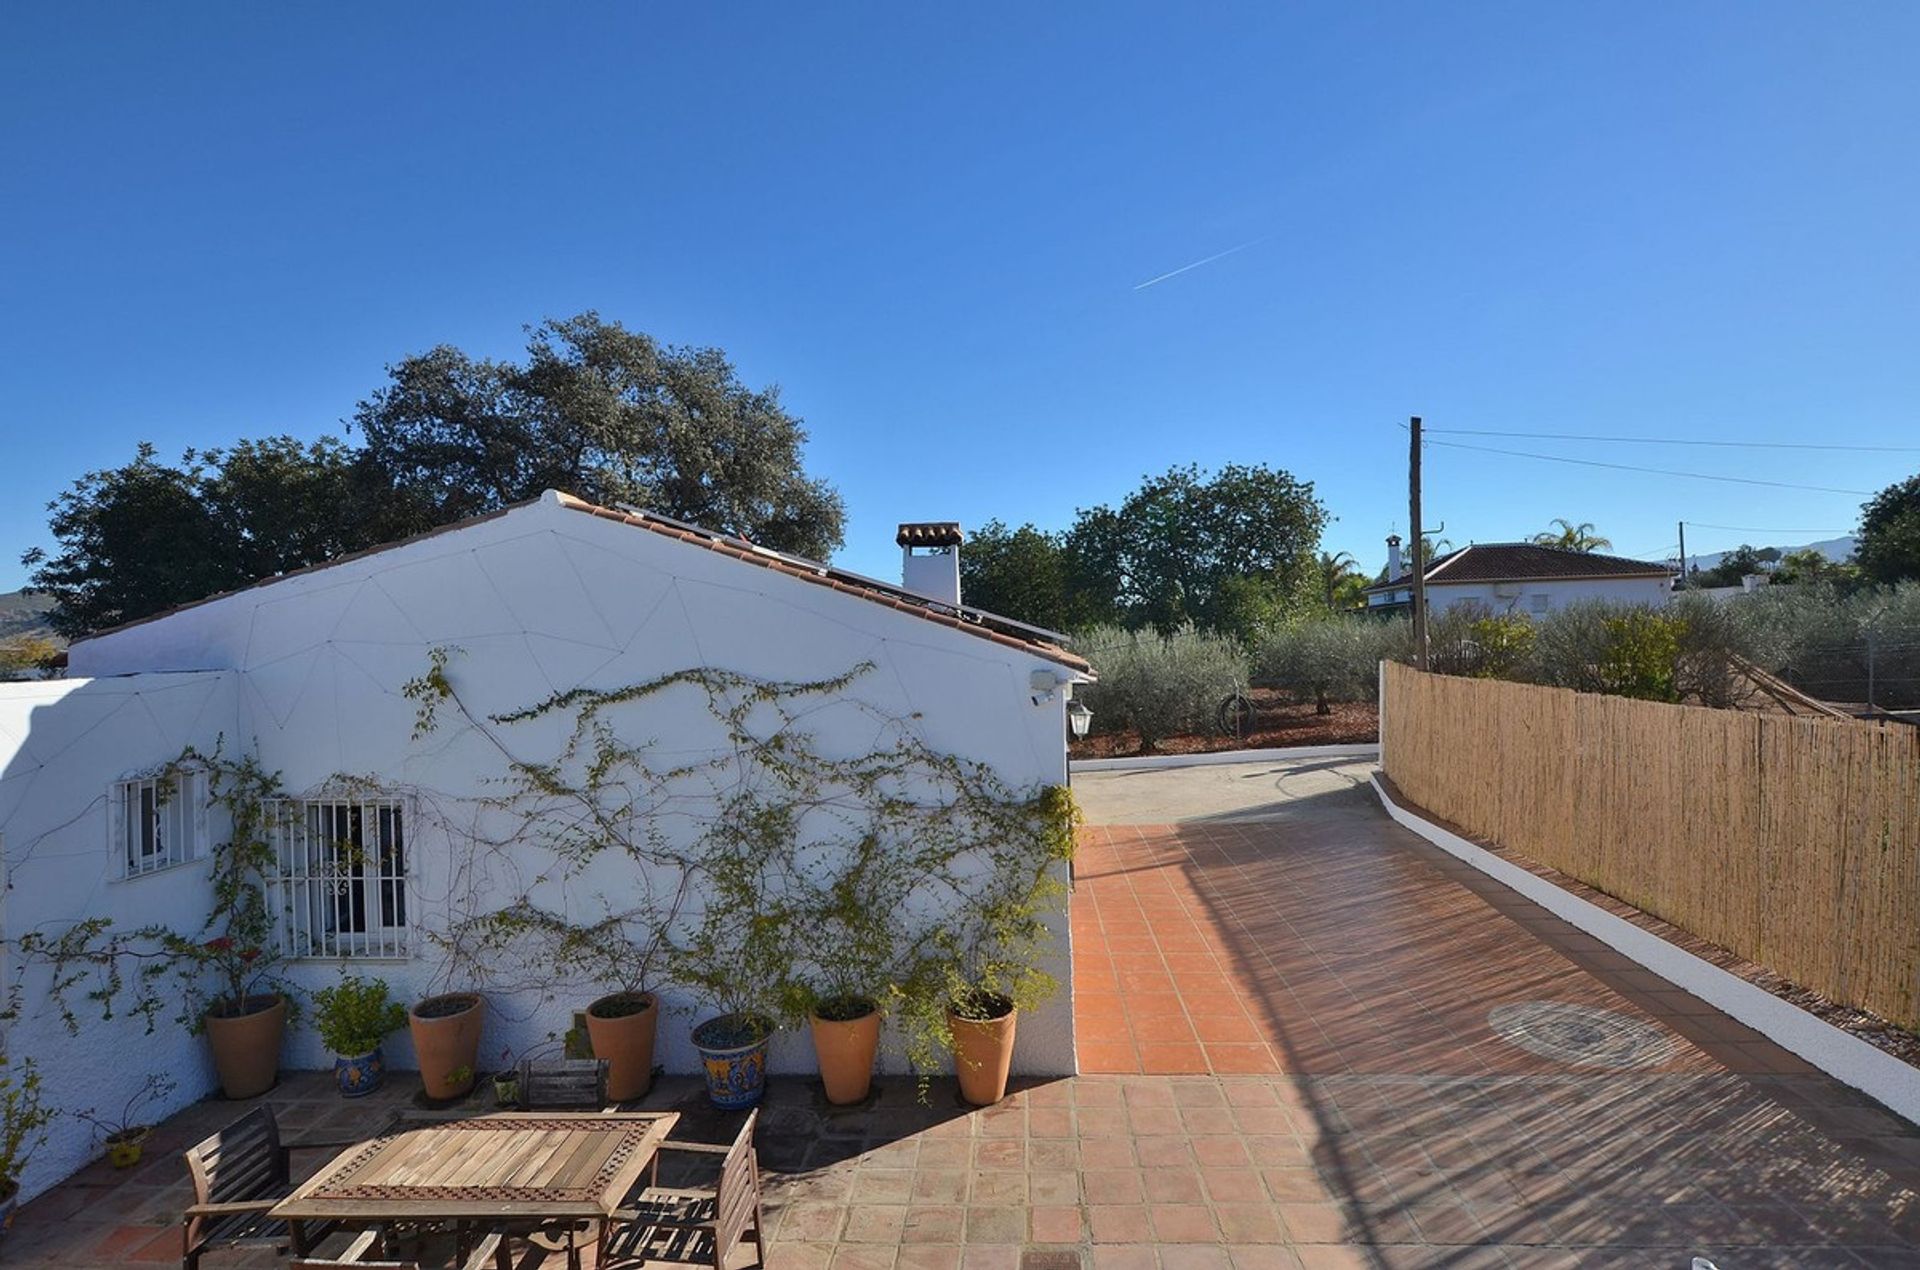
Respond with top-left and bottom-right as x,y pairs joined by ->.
0,590 -> 59,643
1688,536 -> 1856,573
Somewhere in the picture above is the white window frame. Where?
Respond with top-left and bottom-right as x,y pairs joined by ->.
111,769 -> 209,879
262,795 -> 412,960
1528,592 -> 1551,615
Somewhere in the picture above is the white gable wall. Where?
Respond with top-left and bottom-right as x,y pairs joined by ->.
56,495 -> 1076,1122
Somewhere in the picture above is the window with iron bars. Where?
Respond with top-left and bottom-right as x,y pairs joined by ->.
262,797 -> 411,958
112,770 -> 207,878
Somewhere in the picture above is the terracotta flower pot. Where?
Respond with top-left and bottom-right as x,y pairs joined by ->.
409,993 -> 485,1100
810,1005 -> 880,1106
949,997 -> 1017,1106
585,992 -> 659,1102
204,994 -> 287,1099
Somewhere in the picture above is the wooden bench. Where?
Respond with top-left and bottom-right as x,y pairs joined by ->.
183,1106 -> 359,1270
599,1109 -> 765,1270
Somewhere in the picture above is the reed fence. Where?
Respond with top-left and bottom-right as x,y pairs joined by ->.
1381,660 -> 1920,1029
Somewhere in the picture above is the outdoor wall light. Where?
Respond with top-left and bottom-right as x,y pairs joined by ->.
1067,700 -> 1093,739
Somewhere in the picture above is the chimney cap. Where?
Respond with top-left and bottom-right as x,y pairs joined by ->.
1386,533 -> 1402,545
897,522 -> 963,547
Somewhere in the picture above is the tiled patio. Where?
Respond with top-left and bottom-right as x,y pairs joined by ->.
10,755 -> 1920,1267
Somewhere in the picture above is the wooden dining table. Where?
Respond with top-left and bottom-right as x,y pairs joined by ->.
272,1110 -> 680,1265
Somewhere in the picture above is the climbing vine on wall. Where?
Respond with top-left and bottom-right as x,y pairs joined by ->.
411,649 -> 1078,1081
2,743 -> 298,1035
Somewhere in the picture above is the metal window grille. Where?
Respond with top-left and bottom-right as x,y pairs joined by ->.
114,771 -> 205,877
263,797 -> 410,958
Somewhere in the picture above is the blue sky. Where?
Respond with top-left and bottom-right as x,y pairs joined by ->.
4,3 -> 1918,593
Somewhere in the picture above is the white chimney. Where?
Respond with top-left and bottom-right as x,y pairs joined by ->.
898,523 -> 963,606
1386,534 -> 1404,583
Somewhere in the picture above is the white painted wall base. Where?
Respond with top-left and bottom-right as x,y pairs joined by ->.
1071,743 -> 1379,774
1370,772 -> 1920,1126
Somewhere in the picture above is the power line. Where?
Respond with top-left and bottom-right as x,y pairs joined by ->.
1683,521 -> 1852,536
1424,426 -> 1920,454
1423,438 -> 1875,496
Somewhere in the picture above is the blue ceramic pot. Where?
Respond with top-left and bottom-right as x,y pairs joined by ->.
334,1046 -> 385,1098
692,1014 -> 772,1109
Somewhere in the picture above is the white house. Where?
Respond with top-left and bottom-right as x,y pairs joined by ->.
0,491 -> 1090,1199
1362,537 -> 1674,617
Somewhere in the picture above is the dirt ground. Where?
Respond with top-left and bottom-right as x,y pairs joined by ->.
1069,692 -> 1377,759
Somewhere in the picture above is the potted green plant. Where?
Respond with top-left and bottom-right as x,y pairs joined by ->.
674,888 -> 793,1109
408,990 -> 485,1101
492,1047 -> 520,1107
0,1059 -> 56,1231
182,934 -> 290,1099
313,973 -> 408,1098
77,1074 -> 175,1169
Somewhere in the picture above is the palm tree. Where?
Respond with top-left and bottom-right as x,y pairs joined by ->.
1317,551 -> 1359,610
1532,519 -> 1612,553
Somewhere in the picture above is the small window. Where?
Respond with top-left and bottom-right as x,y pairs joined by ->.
113,770 -> 207,877
1528,593 -> 1551,614
262,796 -> 411,958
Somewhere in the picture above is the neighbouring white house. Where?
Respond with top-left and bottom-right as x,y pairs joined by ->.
0,491 -> 1090,1199
1362,536 -> 1675,617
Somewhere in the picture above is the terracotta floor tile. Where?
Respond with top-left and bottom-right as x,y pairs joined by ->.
1137,1042 -> 1210,1074
1075,1043 -> 1140,1075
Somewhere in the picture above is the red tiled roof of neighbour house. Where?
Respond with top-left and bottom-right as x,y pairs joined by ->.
69,492 -> 1091,674
1363,542 -> 1673,591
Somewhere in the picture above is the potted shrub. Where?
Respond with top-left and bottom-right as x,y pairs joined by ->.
409,991 -> 485,1101
187,935 -> 289,1099
674,884 -> 793,1109
948,986 -> 1019,1106
0,1059 -> 55,1232
77,1074 -> 175,1170
313,974 -> 408,1098
804,991 -> 881,1105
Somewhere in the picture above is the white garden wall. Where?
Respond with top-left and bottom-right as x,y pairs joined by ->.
32,493 -> 1077,1168
0,672 -> 238,1199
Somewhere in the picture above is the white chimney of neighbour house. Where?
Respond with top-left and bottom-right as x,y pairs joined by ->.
898,523 -> 964,607
1386,534 -> 1404,583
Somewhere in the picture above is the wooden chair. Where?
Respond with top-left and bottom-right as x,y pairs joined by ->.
182,1106 -> 361,1270
517,1057 -> 610,1108
599,1110 -> 765,1270
288,1221 -> 506,1260
292,1227 -> 508,1270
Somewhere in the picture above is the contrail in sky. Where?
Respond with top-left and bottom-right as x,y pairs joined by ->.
1132,235 -> 1269,291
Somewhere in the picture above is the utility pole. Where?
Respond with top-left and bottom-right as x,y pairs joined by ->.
1677,521 -> 1688,589
1409,415 -> 1428,670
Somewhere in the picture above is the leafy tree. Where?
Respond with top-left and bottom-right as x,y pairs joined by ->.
956,520 -> 1072,631
354,312 -> 845,558
23,439 -> 388,639
1857,472 -> 1920,584
1772,547 -> 1858,588
1688,544 -> 1779,589
1531,519 -> 1612,552
1069,463 -> 1327,635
